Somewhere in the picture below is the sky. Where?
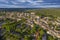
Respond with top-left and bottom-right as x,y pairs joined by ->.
0,0 -> 60,8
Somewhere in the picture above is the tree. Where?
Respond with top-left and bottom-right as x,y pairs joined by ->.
48,35 -> 55,40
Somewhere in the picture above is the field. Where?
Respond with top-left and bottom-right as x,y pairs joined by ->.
27,8 -> 60,17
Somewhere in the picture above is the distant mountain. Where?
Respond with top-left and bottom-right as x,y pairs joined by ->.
0,8 -> 60,12
0,8 -> 41,12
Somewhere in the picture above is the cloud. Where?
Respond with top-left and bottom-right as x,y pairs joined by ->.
14,0 -> 43,2
0,0 -> 60,8
32,5 -> 60,8
0,4 -> 26,8
9,0 -> 44,5
0,0 -> 9,3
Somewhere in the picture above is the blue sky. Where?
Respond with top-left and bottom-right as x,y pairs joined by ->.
0,0 -> 60,8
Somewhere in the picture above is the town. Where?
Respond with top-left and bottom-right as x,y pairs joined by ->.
0,11 -> 60,40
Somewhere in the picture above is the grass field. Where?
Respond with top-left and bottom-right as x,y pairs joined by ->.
27,8 -> 60,17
